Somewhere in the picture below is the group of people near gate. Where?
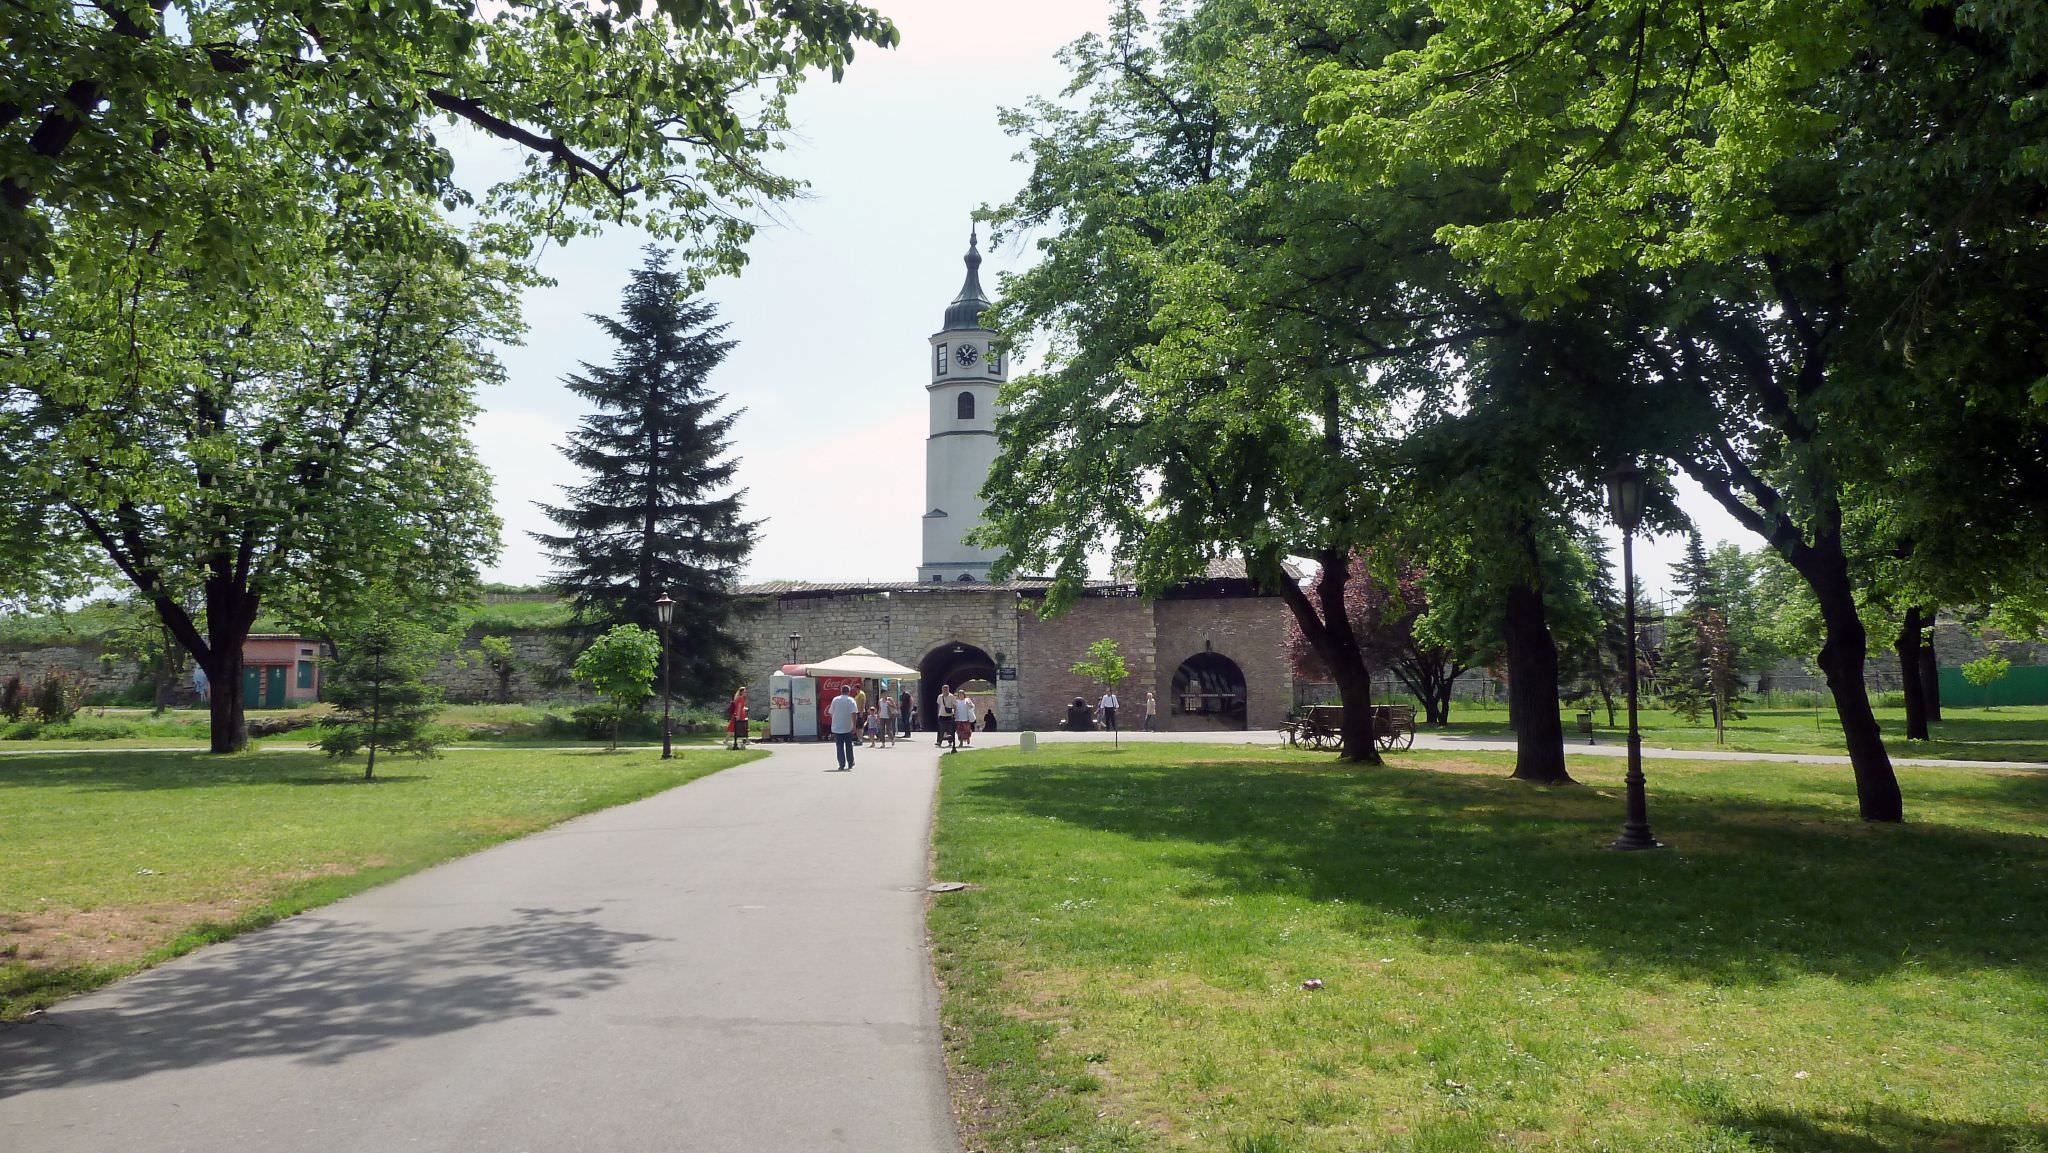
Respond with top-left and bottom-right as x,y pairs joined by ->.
931,684 -> 999,751
823,680 -> 1008,769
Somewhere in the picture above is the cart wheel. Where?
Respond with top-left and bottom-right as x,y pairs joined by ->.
1397,728 -> 1415,752
1314,729 -> 1340,753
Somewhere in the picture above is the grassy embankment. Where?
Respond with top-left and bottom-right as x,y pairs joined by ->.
931,744 -> 2047,1152
1414,700 -> 2048,763
1,745 -> 760,1018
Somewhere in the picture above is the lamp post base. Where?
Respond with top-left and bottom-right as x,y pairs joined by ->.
1608,826 -> 1663,851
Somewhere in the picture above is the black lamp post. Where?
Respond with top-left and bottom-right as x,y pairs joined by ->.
656,593 -> 675,760
1605,463 -> 1661,850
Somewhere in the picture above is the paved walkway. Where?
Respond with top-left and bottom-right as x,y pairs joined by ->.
0,740 -> 960,1153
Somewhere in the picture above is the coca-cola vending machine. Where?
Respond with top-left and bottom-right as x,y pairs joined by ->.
768,673 -> 818,740
813,675 -> 863,737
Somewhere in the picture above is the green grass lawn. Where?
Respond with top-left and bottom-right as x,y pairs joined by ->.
930,745 -> 2048,1152
0,702 -> 757,750
1427,701 -> 2048,763
0,744 -> 760,1018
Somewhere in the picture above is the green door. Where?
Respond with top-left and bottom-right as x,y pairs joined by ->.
264,665 -> 287,708
241,665 -> 261,706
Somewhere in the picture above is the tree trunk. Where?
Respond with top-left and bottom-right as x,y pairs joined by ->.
1896,606 -> 1929,741
1808,564 -> 1903,821
206,646 -> 247,754
1334,663 -> 1378,762
1272,546 -> 1381,765
1503,581 -> 1571,783
1918,611 -> 1942,723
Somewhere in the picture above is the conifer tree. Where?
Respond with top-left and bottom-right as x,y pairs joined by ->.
319,618 -> 446,780
536,248 -> 758,703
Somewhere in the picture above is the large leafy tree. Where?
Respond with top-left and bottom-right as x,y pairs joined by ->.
1283,550 -> 1484,728
4,170 -> 508,752
1,0 -> 897,291
536,247 -> 756,702
1304,0 -> 2048,820
980,1 -> 1500,763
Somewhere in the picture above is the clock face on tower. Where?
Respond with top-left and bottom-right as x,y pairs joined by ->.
954,343 -> 980,368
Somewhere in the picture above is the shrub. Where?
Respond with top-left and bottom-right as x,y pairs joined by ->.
0,675 -> 24,721
31,673 -> 83,724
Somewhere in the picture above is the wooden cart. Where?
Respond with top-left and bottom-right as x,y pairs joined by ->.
1281,704 -> 1416,753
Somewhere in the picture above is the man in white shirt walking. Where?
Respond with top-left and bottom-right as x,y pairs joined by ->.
828,685 -> 859,770
935,684 -> 956,749
1100,690 -> 1120,734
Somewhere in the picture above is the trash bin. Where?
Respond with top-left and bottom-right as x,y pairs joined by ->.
1576,711 -> 1594,735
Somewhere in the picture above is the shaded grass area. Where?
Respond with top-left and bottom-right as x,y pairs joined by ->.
0,745 -> 759,1018
930,745 -> 2048,1152
1431,702 -> 2048,763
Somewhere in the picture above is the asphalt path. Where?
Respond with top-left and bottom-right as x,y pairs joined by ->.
0,739 -> 961,1153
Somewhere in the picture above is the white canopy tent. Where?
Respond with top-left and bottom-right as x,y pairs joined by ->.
800,646 -> 921,680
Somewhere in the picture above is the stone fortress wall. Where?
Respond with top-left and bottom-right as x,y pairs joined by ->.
730,583 -> 1294,733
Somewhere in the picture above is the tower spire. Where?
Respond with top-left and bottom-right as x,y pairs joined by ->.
944,219 -> 990,330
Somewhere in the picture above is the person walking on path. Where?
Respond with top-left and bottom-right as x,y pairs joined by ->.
899,689 -> 913,737
936,685 -> 956,750
829,685 -> 859,770
1100,689 -> 1120,735
728,686 -> 750,749
955,693 -> 977,748
878,690 -> 896,747
1143,691 -> 1158,732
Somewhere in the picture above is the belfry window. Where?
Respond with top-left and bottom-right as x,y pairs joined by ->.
957,392 -> 976,420
935,343 -> 949,376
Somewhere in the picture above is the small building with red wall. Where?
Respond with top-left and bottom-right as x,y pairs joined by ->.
240,634 -> 322,708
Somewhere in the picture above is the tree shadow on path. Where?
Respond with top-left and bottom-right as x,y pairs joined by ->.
0,905 -> 655,1097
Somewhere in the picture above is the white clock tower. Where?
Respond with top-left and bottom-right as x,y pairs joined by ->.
919,227 -> 1007,582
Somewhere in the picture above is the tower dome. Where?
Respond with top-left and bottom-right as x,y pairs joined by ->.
942,227 -> 991,331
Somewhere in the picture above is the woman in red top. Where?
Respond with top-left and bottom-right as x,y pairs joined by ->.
728,686 -> 748,749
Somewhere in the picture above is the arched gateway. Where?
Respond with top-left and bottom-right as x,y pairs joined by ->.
919,641 -> 996,732
1171,652 -> 1248,730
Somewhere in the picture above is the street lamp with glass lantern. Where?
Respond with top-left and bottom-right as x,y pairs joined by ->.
1606,463 -> 1661,850
656,593 -> 675,760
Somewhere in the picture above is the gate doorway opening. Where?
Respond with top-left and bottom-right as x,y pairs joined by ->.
1171,652 -> 1247,730
919,642 -> 996,731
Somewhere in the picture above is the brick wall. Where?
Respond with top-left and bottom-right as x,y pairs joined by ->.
730,585 -> 1294,734
1154,596 -> 1294,730
1017,594 -> 1157,731
733,588 -> 1026,725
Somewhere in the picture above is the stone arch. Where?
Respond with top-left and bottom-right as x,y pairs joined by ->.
919,641 -> 996,732
1170,651 -> 1248,730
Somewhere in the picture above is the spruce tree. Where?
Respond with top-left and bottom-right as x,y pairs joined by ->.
535,247 -> 757,703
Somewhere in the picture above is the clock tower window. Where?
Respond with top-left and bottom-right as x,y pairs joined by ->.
934,343 -> 949,376
957,392 -> 976,420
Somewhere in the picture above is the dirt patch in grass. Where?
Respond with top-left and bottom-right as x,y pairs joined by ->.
459,814 -> 547,838
1,899 -> 249,969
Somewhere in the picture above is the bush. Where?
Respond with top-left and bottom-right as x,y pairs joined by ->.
0,675 -> 24,722
31,673 -> 83,724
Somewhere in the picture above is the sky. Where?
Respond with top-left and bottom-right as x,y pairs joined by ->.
461,0 -> 1753,599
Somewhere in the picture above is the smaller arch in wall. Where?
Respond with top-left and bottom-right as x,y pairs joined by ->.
1170,651 -> 1248,730
957,392 -> 976,420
